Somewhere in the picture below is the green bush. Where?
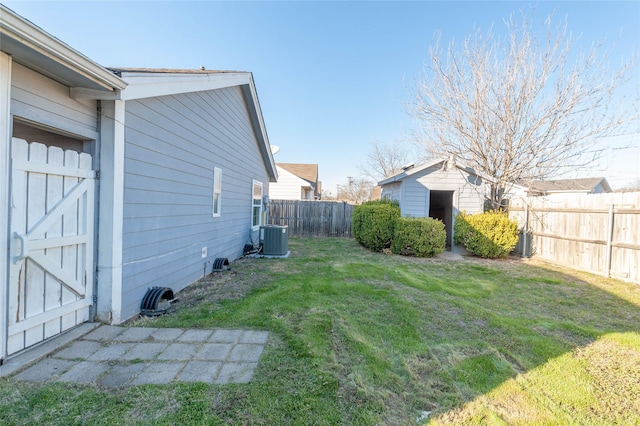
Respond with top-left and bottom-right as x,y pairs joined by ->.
454,211 -> 519,258
352,200 -> 401,252
391,217 -> 446,257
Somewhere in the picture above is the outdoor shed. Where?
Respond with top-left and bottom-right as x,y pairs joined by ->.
1,5 -> 277,360
378,157 -> 489,247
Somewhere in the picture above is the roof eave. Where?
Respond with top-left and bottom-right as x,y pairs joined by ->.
1,5 -> 126,92
74,69 -> 278,181
110,69 -> 254,101
241,76 -> 277,182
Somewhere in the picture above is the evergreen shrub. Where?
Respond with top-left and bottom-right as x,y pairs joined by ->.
453,210 -> 519,258
352,200 -> 401,252
391,217 -> 446,257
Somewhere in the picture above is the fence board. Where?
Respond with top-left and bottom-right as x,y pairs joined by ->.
509,192 -> 640,284
268,200 -> 354,237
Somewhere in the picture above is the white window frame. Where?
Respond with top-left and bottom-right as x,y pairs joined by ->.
252,179 -> 263,230
213,167 -> 222,217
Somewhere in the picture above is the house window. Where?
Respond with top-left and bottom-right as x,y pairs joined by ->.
213,167 -> 222,217
252,180 -> 263,229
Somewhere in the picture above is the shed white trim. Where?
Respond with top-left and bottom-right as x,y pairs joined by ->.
378,157 -> 494,186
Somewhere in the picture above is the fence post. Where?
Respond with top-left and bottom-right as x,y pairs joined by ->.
524,203 -> 529,257
605,203 -> 614,278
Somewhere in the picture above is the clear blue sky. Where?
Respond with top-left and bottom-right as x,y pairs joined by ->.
4,1 -> 639,193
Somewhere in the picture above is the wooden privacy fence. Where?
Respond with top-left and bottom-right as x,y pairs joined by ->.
509,192 -> 640,284
268,200 -> 354,237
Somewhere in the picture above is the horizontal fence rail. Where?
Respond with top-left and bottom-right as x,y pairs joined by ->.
268,200 -> 354,237
509,192 -> 640,284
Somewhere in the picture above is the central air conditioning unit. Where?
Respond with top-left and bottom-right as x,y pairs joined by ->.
260,225 -> 289,256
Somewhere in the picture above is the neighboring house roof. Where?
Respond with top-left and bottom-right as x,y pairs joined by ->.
277,163 -> 321,194
1,4 -> 127,92
523,177 -> 612,194
275,165 -> 312,187
278,163 -> 318,185
378,157 -> 493,186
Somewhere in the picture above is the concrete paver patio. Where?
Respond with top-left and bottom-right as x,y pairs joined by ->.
2,324 -> 269,387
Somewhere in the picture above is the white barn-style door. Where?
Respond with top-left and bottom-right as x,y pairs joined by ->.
6,138 -> 95,355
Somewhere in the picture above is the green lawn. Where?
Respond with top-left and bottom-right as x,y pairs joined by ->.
1,237 -> 639,425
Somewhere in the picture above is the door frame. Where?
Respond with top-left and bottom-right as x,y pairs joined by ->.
0,52 -> 12,363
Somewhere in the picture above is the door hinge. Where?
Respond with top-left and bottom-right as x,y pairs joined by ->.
95,170 -> 100,179
93,295 -> 98,305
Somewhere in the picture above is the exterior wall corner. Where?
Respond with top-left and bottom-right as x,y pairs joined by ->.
96,99 -> 125,324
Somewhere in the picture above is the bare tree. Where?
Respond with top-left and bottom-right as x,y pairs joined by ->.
337,178 -> 379,204
615,179 -> 640,192
410,9 -> 639,209
360,140 -> 416,182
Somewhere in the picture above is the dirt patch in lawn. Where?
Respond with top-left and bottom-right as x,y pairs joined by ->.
172,258 -> 271,310
127,257 -> 272,324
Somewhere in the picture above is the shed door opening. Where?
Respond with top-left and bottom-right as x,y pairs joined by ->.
429,190 -> 454,250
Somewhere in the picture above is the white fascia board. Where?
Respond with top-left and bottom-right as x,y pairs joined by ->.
0,5 -> 126,92
378,158 -> 445,186
378,158 -> 498,187
116,72 -> 252,101
243,75 -> 277,182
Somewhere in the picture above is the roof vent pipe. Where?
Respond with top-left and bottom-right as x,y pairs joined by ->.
447,154 -> 456,170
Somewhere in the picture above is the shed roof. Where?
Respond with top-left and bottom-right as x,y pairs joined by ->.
378,157 -> 493,186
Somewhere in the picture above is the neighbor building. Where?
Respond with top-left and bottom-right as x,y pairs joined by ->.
269,163 -> 321,200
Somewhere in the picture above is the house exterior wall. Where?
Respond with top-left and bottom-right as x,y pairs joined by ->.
10,63 -> 99,142
119,85 -> 270,319
269,166 -> 311,200
592,184 -> 608,194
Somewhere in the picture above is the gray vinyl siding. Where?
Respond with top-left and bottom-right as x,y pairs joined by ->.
10,63 -> 98,141
120,86 -> 269,319
380,182 -> 401,202
401,180 -> 429,217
